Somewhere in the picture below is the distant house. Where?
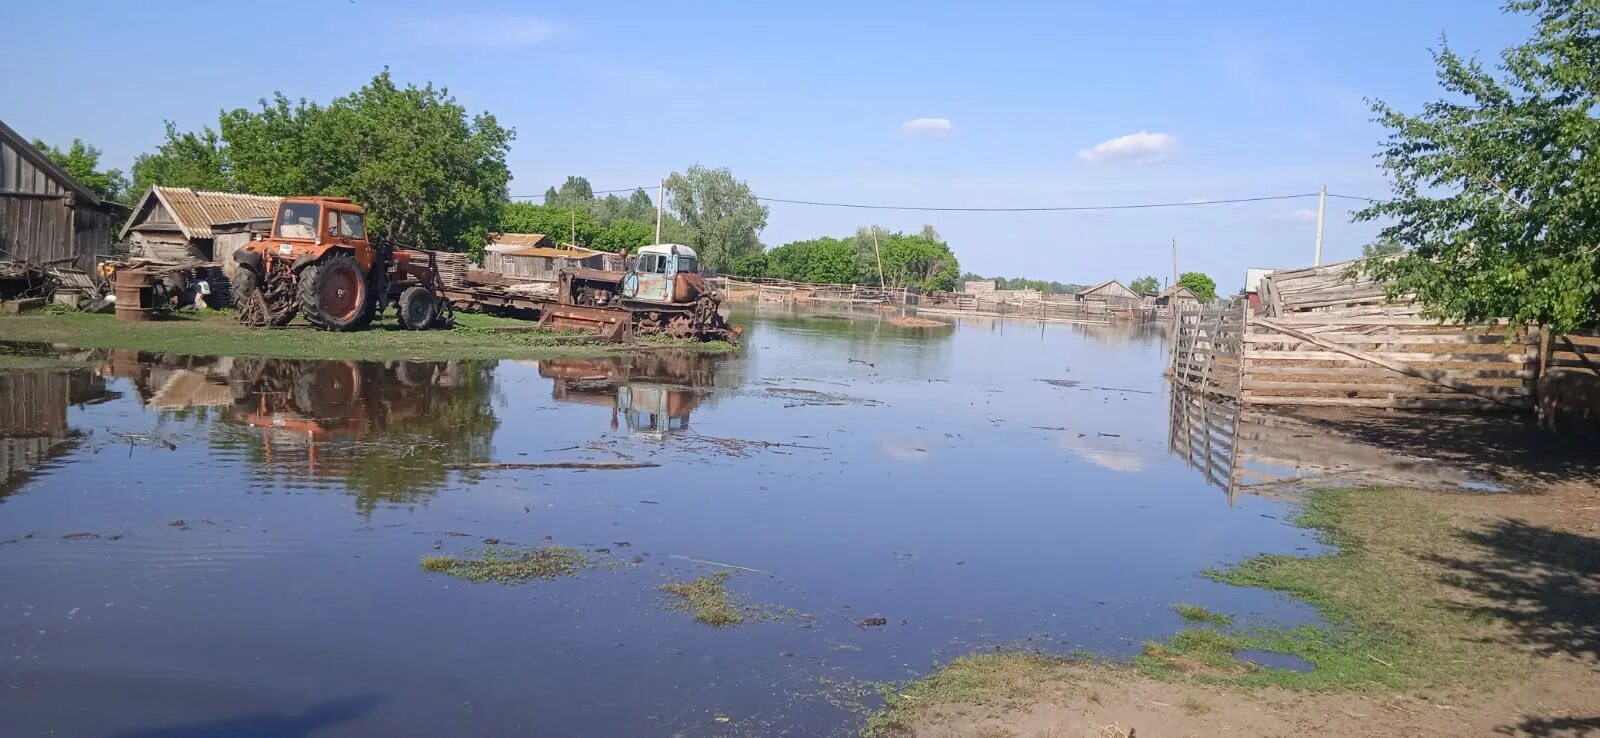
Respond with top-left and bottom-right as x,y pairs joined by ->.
0,119 -> 127,271
1156,284 -> 1201,308
1243,267 -> 1276,313
1075,279 -> 1140,308
962,279 -> 997,295
119,186 -> 280,265
480,233 -> 620,282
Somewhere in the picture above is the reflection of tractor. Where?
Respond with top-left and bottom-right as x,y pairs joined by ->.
538,354 -> 713,438
231,197 -> 450,331
542,244 -> 741,342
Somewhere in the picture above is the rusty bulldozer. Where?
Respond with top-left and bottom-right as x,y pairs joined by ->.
540,243 -> 741,342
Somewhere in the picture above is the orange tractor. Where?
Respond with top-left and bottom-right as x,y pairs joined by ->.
232,197 -> 449,331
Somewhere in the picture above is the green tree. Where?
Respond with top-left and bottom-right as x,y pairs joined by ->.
499,202 -> 600,247
130,70 -> 513,256
1128,275 -> 1160,295
548,176 -> 593,208
727,250 -> 768,277
31,138 -> 129,202
218,93 -> 320,196
310,72 -> 513,254
593,218 -> 654,253
130,122 -> 232,194
1361,240 -> 1404,258
1358,0 -> 1600,332
664,165 -> 768,271
1178,271 -> 1217,301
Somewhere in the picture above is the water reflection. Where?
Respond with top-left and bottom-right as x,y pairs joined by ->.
1167,387 -> 1492,500
538,353 -> 721,439
0,367 -> 116,498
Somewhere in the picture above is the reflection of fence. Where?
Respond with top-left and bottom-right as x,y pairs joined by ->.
1168,388 -> 1485,503
713,277 -> 909,306
1170,305 -> 1243,399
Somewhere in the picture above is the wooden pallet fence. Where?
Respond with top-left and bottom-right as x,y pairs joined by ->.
1241,317 -> 1536,410
1170,304 -> 1244,399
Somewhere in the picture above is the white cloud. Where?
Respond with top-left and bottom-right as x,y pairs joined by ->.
409,15 -> 560,46
901,118 -> 955,138
1077,131 -> 1179,165
1271,208 -> 1320,223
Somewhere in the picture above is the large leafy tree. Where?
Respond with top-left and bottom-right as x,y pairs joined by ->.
128,70 -> 513,255
32,138 -> 129,202
1178,271 -> 1217,301
593,218 -> 654,253
500,202 -> 601,247
1129,275 -> 1160,295
130,123 -> 232,194
1358,0 -> 1600,332
664,165 -> 769,271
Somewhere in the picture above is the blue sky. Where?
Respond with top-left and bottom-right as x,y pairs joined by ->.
3,1 -> 1524,291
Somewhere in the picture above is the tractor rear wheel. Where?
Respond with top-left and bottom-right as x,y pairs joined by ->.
397,285 -> 439,331
298,251 -> 373,332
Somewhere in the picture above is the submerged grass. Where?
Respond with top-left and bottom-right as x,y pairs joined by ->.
1172,603 -> 1233,626
419,545 -> 586,584
659,571 -> 746,626
0,310 -> 736,361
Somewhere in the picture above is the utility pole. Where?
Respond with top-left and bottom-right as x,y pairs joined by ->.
1313,183 -> 1327,266
871,227 -> 886,289
654,179 -> 664,245
1171,238 -> 1178,288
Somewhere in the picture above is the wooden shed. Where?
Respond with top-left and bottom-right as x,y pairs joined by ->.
1156,284 -> 1200,308
481,233 -> 619,282
1075,279 -> 1141,309
0,119 -> 127,272
119,186 -> 280,264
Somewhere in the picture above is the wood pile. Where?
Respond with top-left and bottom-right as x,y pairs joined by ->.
1257,260 -> 1418,318
420,250 -> 470,289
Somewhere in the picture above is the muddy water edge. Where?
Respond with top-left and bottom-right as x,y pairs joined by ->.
1,310 -> 1327,736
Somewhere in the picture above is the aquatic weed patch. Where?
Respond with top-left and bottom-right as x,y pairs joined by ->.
420,545 -> 587,584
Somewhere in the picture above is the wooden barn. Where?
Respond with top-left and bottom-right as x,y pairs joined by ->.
1156,284 -> 1201,308
481,233 -> 621,282
0,119 -> 127,272
1075,279 -> 1141,309
119,186 -> 280,264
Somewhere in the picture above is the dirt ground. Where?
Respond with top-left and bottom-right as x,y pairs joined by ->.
884,409 -> 1600,738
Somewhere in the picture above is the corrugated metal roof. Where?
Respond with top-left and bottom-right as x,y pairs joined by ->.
154,187 -> 281,239
489,233 -> 550,248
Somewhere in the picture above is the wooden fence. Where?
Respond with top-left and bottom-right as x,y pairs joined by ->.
1170,305 -> 1243,399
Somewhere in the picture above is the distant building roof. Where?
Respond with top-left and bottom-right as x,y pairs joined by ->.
119,186 -> 281,240
1159,284 -> 1199,300
503,245 -> 604,259
1244,268 -> 1276,293
1079,279 -> 1136,298
488,233 -> 551,249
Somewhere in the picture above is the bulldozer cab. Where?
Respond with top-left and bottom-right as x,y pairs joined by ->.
266,198 -> 375,272
621,244 -> 698,304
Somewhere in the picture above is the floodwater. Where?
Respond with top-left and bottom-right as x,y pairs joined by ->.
2,309 -> 1331,737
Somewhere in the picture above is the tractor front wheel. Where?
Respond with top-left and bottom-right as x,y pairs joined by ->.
397,285 -> 441,330
298,251 -> 373,332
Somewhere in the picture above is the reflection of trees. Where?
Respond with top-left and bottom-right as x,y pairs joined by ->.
0,369 -> 114,500
213,359 -> 498,515
728,306 -> 955,371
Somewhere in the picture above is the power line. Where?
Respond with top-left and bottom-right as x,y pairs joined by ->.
507,187 -> 1393,211
751,193 -> 1320,212
1326,193 -> 1386,204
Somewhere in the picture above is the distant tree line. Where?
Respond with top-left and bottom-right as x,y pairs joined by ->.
958,274 -> 1088,294
736,225 -> 961,292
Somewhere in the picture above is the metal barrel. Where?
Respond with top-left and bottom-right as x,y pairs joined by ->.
114,269 -> 154,322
